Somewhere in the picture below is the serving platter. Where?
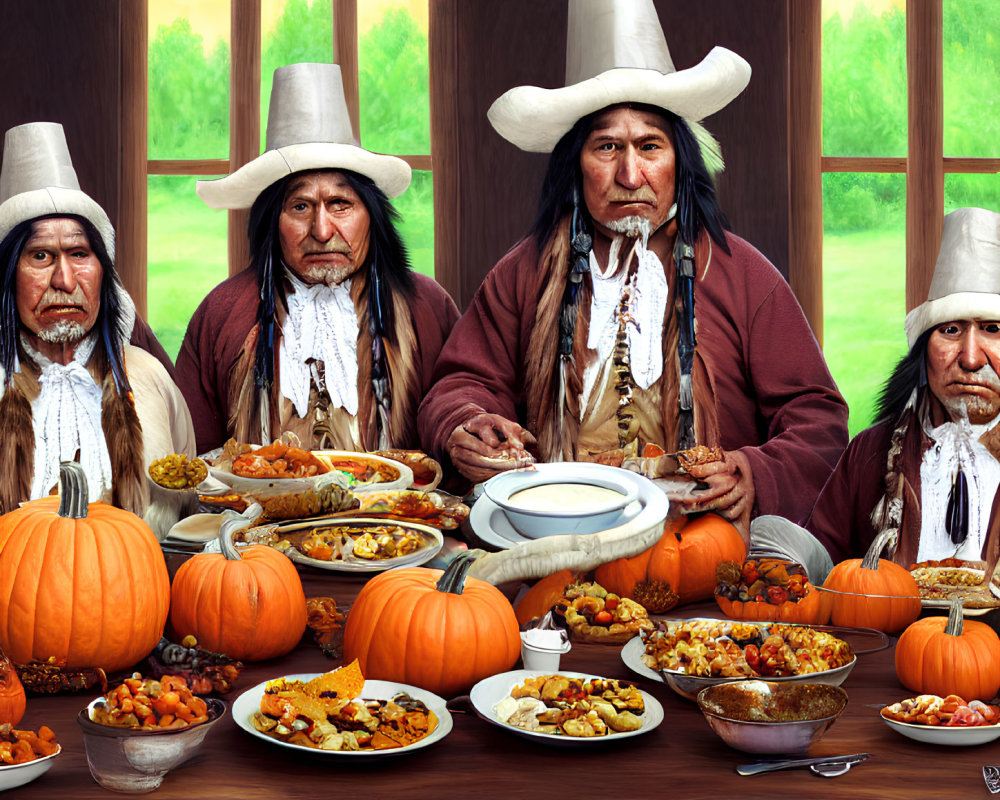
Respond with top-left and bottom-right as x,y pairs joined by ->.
470,465 -> 664,550
621,626 -> 856,702
880,712 -> 1000,746
469,669 -> 663,746
910,560 -> 1000,615
232,675 -> 452,757
243,516 -> 443,573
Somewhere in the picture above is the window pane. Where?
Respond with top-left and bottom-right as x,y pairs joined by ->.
822,1 -> 906,158
358,1 -> 430,154
394,170 -> 434,279
147,176 -> 229,362
943,0 -> 1000,157
261,0 -> 334,151
148,1 -> 230,159
822,173 -> 907,436
945,174 -> 1000,214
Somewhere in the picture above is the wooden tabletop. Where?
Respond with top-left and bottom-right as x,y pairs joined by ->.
12,558 -> 1000,800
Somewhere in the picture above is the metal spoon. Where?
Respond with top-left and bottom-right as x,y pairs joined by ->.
737,753 -> 870,776
810,760 -> 858,777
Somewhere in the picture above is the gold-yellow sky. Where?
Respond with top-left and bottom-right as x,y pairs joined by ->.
149,0 -> 428,45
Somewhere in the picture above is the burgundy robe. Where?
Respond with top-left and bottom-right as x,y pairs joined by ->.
175,268 -> 459,454
418,232 -> 848,524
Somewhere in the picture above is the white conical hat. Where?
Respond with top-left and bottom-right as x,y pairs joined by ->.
905,207 -> 1000,347
0,122 -> 115,258
487,0 -> 752,153
197,62 -> 411,209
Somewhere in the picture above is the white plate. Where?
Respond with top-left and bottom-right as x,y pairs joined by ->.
621,630 -> 856,702
232,675 -> 452,756
881,711 -> 1000,746
470,468 -> 664,550
258,517 -> 443,573
0,746 -> 60,791
469,669 -> 663,745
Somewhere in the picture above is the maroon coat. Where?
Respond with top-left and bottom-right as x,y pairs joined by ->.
175,268 -> 459,454
418,232 -> 849,524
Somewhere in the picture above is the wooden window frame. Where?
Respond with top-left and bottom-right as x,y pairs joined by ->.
789,0 -> 1000,343
119,0 -> 433,318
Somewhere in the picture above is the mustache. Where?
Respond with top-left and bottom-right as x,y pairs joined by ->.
606,186 -> 657,204
956,363 -> 1000,390
35,287 -> 86,311
304,234 -> 353,256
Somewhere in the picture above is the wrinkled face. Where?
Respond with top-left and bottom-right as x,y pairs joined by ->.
16,218 -> 102,344
278,170 -> 371,285
580,106 -> 676,239
926,319 -> 1000,424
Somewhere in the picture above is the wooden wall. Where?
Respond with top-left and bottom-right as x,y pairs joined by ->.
430,0 -> 795,312
0,0 -> 122,241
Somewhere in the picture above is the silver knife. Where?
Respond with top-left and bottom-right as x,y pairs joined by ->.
737,753 -> 871,776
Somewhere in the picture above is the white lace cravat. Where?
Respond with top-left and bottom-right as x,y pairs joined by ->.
582,235 -> 669,407
917,415 -> 1000,562
278,270 -> 359,418
24,334 -> 112,502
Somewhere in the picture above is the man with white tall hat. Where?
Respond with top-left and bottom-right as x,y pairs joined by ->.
176,62 -> 458,455
418,0 -> 848,542
0,121 -> 196,536
804,207 -> 1000,568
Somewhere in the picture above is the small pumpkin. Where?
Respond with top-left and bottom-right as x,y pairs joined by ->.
895,598 -> 1000,701
344,552 -> 520,697
514,569 -> 577,626
715,558 -> 830,624
170,517 -> 307,662
0,649 -> 25,726
595,513 -> 746,611
822,530 -> 921,632
0,462 -> 170,673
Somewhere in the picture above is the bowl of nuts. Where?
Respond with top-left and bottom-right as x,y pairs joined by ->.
77,674 -> 226,793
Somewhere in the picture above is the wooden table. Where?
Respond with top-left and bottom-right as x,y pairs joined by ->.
12,559 -> 1000,799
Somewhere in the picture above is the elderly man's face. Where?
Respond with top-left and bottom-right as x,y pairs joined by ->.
16,218 -> 102,346
278,171 -> 371,285
580,106 -> 676,239
927,319 -> 1000,424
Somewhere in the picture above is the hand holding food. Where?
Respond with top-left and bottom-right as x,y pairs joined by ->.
446,412 -> 536,484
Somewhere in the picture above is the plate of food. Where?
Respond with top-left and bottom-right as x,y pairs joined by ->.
0,726 -> 60,792
238,517 -> 443,572
910,559 -> 1000,615
469,669 -> 663,745
622,618 -> 856,701
881,694 -> 1000,745
232,663 -> 451,756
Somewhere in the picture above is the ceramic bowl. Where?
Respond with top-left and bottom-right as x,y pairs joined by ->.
482,463 -> 639,538
0,747 -> 61,792
77,697 -> 226,794
696,681 -> 848,755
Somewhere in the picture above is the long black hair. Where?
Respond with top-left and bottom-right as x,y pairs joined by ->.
0,214 -> 131,395
873,329 -> 931,426
246,168 -> 415,394
531,104 -> 731,254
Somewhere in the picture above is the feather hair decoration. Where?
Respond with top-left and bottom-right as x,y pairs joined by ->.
368,252 -> 392,446
688,120 -> 725,177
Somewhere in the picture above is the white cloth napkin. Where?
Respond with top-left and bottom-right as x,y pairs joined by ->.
278,270 -> 359,418
24,334 -> 112,502
582,235 -> 669,408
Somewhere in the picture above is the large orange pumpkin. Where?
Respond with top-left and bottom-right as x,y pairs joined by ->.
895,599 -> 1000,701
344,552 -> 520,697
170,523 -> 307,662
0,650 -> 24,727
0,462 -> 170,673
822,530 -> 921,632
595,513 -> 745,611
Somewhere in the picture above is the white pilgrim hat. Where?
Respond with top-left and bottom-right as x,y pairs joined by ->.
197,62 -> 411,209
905,207 -> 1000,348
487,0 -> 752,153
0,122 -> 115,258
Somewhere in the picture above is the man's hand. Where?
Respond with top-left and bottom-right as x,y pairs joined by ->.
674,449 -> 754,544
446,413 -> 537,484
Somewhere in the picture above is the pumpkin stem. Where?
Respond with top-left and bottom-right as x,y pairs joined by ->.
57,461 -> 89,519
218,503 -> 263,561
436,551 -> 479,595
945,597 -> 965,636
861,528 -> 897,570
